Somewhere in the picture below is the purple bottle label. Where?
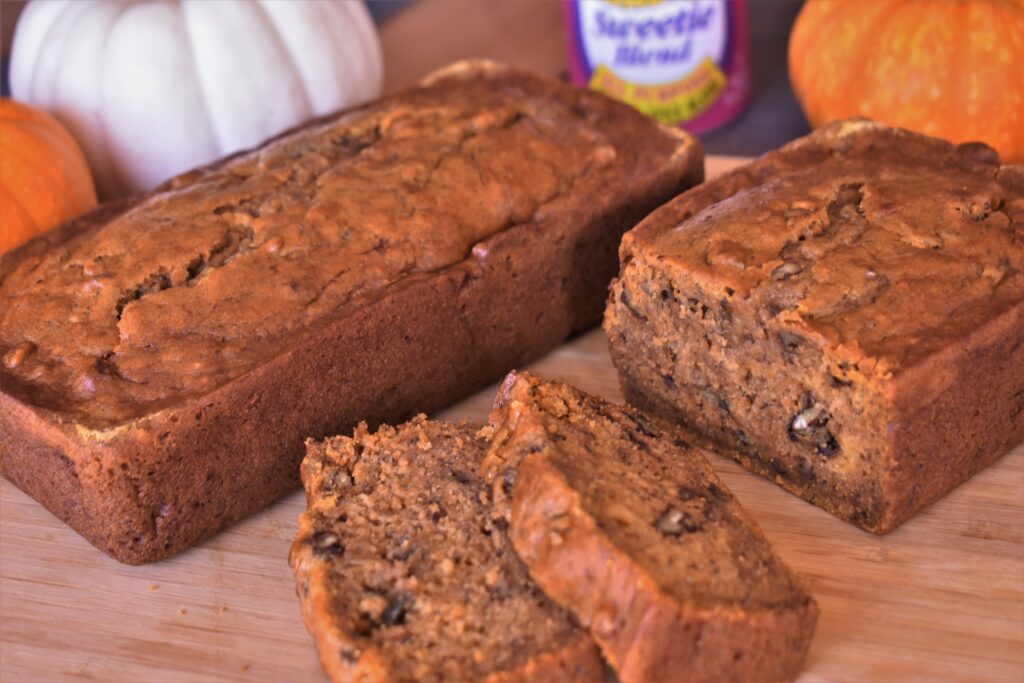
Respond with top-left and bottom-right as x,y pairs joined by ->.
564,0 -> 750,134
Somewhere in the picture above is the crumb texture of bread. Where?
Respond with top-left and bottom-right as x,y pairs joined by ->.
0,59 -> 703,563
484,372 -> 818,683
605,119 -> 1024,533
291,415 -> 603,683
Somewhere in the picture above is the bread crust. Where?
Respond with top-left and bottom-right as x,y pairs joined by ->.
0,60 -> 703,563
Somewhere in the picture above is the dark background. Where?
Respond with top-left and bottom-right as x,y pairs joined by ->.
700,0 -> 809,155
1,0 -> 809,157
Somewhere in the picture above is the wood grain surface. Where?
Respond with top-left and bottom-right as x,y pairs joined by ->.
2,2 -> 1023,682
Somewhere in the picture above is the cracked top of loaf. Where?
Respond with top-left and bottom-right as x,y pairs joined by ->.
624,119 -> 1024,376
0,60 -> 694,428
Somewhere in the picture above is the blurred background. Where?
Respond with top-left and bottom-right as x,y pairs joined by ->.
0,0 -> 809,157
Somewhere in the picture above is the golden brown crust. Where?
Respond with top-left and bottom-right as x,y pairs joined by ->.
291,556 -> 393,682
486,373 -> 818,683
623,118 -> 1022,374
0,60 -> 702,563
0,60 -> 700,427
606,119 -> 1023,533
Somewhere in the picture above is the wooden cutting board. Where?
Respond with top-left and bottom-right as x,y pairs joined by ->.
2,2 -> 1022,681
1,154 -> 1022,683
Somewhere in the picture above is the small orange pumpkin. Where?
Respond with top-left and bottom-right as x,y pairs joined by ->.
789,0 -> 1024,162
0,98 -> 98,254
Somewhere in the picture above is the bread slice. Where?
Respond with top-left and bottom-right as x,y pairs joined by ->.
290,415 -> 603,683
483,373 -> 818,683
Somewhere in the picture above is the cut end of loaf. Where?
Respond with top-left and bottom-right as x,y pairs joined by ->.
605,117 -> 1024,534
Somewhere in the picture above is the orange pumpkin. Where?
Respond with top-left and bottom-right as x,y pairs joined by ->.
0,98 -> 98,254
789,0 -> 1024,162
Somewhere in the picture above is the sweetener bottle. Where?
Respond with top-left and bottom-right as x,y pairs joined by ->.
564,0 -> 751,135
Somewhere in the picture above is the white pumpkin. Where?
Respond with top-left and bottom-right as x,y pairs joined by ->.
10,0 -> 383,198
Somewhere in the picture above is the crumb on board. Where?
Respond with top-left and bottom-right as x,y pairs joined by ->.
178,608 -> 187,617
148,584 -> 159,592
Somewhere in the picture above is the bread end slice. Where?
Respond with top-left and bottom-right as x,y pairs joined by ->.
485,373 -> 818,683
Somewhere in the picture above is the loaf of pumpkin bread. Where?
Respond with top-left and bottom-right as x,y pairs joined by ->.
291,416 -> 604,683
605,119 -> 1023,533
483,373 -> 817,683
0,60 -> 703,563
